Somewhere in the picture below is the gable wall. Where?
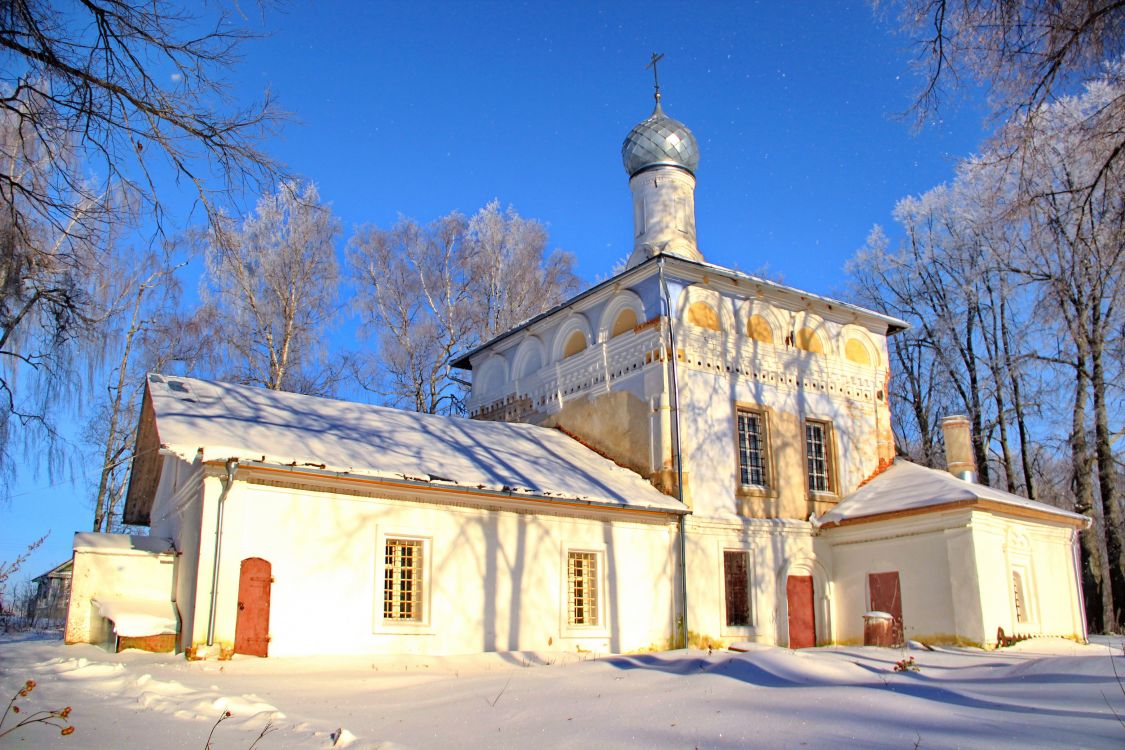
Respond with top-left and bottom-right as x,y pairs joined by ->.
670,280 -> 893,521
465,265 -> 895,523
967,512 -> 1084,642
825,509 -> 1085,646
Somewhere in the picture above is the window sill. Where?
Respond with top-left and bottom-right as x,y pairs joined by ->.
561,625 -> 609,639
374,621 -> 435,636
736,485 -> 778,499
719,624 -> 758,638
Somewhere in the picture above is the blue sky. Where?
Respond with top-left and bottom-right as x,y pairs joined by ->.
2,1 -> 992,590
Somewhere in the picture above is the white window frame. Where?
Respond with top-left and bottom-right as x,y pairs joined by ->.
561,545 -> 608,638
1010,563 -> 1038,628
736,408 -> 771,490
1006,530 -> 1038,630
804,418 -> 837,496
374,529 -> 434,635
718,544 -> 756,636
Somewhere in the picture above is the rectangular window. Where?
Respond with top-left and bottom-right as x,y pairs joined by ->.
723,550 -> 752,627
384,538 -> 424,622
737,409 -> 769,488
805,420 -> 834,493
567,551 -> 599,627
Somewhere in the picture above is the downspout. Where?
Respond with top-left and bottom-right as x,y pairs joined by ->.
659,258 -> 689,647
1072,528 -> 1089,643
206,457 -> 239,647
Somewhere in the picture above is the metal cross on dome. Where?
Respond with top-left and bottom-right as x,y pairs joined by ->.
647,52 -> 665,104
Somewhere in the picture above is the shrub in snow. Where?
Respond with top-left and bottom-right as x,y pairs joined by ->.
893,656 -> 920,673
0,679 -> 75,739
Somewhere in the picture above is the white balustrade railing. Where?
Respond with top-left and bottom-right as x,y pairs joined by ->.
468,320 -> 887,419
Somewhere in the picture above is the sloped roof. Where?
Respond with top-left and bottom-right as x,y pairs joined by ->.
31,559 -> 73,581
819,460 -> 1087,528
73,533 -> 174,554
138,374 -> 686,515
452,254 -> 909,369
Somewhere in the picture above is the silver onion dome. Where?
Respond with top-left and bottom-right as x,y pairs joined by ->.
621,101 -> 700,177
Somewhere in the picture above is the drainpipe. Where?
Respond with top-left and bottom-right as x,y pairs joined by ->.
659,259 -> 689,647
206,458 -> 239,647
1072,528 -> 1089,643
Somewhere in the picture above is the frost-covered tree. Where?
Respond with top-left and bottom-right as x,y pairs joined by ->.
0,99 -> 121,483
82,244 -> 212,532
849,64 -> 1125,631
203,182 -> 341,395
0,0 -> 281,485
0,0 -> 281,241
348,202 -> 582,414
881,0 -> 1125,202
882,0 -> 1125,117
1003,69 -> 1125,629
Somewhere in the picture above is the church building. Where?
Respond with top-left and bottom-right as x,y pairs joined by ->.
64,88 -> 1089,658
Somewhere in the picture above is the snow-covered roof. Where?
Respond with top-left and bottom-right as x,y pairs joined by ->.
819,460 -> 1087,527
140,374 -> 686,515
73,533 -> 174,554
92,596 -> 178,637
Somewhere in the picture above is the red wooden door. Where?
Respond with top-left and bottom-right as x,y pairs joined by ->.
786,575 -> 816,649
235,557 -> 272,657
868,571 -> 904,646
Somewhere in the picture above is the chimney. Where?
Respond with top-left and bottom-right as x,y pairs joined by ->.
941,415 -> 976,483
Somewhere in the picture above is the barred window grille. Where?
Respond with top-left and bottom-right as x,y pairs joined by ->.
737,410 -> 768,487
806,421 -> 831,493
384,538 -> 423,621
1012,571 -> 1027,624
723,550 -> 752,627
568,551 -> 599,626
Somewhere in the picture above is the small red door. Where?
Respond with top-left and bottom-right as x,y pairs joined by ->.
234,558 -> 272,657
868,571 -> 904,646
786,575 -> 816,649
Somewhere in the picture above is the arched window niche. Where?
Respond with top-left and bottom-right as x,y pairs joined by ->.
794,327 -> 825,355
563,330 -> 587,358
597,289 -> 646,343
611,308 -> 638,338
747,314 -> 774,344
512,336 -> 545,381
687,302 -> 721,332
551,313 -> 593,363
844,338 -> 871,366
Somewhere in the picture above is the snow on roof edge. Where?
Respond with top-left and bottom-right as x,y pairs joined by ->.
73,533 -> 174,554
180,449 -> 689,516
820,460 -> 1087,528
145,375 -> 687,516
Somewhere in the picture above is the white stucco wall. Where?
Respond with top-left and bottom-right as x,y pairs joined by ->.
675,332 -> 886,523
186,476 -> 680,657
148,454 -> 207,651
968,513 -> 1085,642
683,518 -> 827,648
825,509 -> 1085,647
827,513 -> 963,645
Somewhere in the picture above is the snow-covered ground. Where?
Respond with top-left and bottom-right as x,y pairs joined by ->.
1,633 -> 1123,749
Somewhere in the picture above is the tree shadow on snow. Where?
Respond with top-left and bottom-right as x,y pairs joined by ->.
603,653 -> 1117,723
